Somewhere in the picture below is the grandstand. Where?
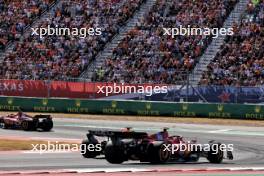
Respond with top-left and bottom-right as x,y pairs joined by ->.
0,0 -> 55,50
0,0 -> 145,80
0,0 -> 263,87
91,0 -> 238,83
200,0 -> 264,86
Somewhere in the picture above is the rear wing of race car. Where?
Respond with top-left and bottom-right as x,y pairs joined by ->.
88,130 -> 148,139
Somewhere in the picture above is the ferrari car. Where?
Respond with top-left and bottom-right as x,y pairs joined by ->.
0,112 -> 53,131
81,129 -> 233,164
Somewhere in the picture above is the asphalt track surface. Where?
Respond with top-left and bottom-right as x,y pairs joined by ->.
0,117 -> 264,175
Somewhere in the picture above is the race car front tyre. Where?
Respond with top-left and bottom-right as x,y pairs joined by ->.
104,142 -> 126,164
41,119 -> 53,131
207,142 -> 224,163
81,139 -> 100,158
148,142 -> 170,164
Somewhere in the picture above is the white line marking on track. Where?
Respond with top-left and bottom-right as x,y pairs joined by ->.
208,129 -> 231,133
63,167 -> 264,173
228,167 -> 254,171
64,168 -> 152,173
2,167 -> 264,175
252,167 -> 264,171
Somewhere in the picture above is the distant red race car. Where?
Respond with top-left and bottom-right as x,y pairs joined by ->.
0,112 -> 53,131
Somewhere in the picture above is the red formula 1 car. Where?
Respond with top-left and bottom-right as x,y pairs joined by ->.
81,129 -> 233,164
0,112 -> 53,131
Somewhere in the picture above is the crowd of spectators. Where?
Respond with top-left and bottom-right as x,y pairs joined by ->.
0,0 -> 145,80
200,0 -> 264,86
2,0 -> 262,86
0,0 -> 54,50
96,0 -> 238,84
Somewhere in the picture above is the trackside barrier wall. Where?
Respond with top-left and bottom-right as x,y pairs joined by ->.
0,97 -> 263,120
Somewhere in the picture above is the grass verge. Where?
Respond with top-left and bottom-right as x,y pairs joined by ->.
0,139 -> 76,151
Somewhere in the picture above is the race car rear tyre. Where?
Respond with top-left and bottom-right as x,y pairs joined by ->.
41,119 -> 53,131
105,142 -> 126,164
81,139 -> 100,158
148,142 -> 170,164
207,143 -> 224,164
